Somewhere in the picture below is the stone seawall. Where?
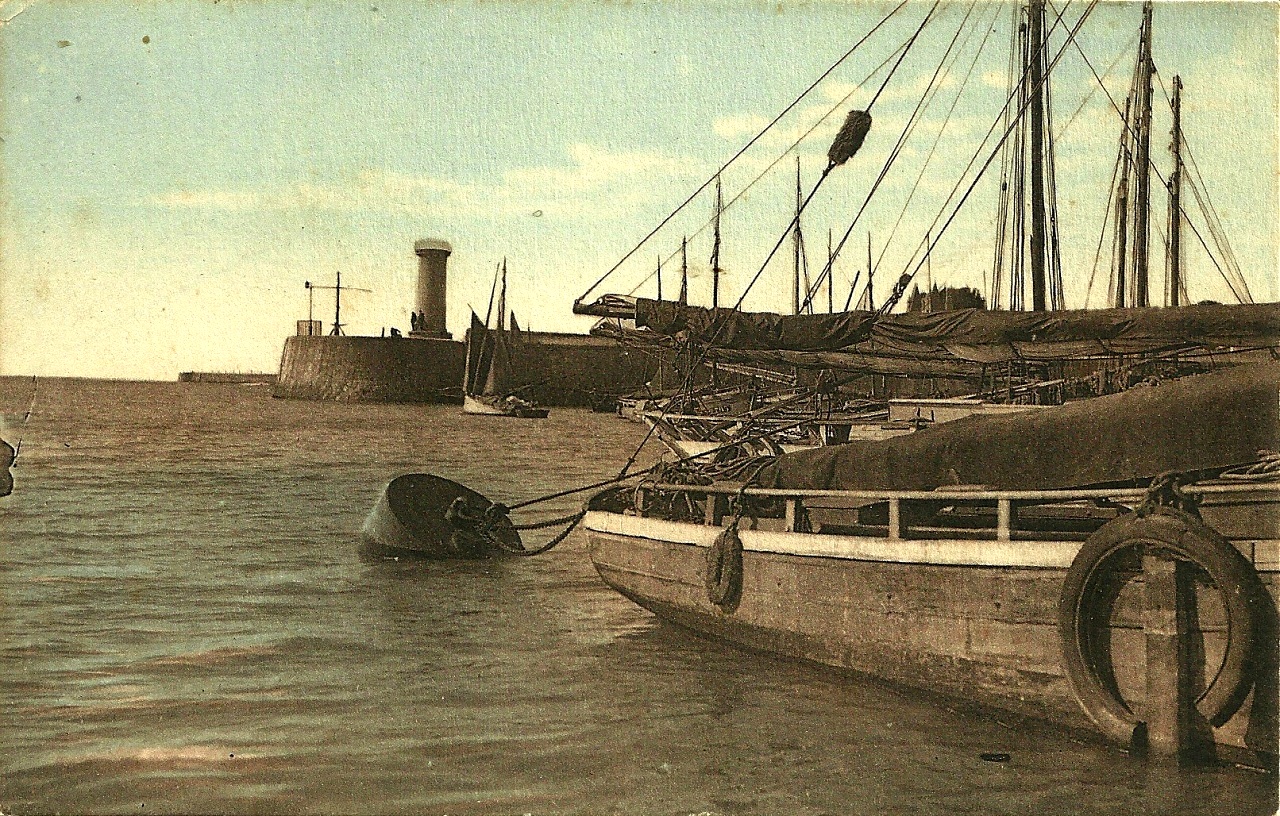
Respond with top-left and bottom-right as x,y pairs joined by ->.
179,372 -> 278,384
502,338 -> 659,409
273,334 -> 664,407
274,336 -> 466,403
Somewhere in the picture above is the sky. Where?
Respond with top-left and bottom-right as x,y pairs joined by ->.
1,0 -> 1276,379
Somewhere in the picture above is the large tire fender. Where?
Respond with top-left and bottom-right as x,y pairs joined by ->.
1058,507 -> 1267,745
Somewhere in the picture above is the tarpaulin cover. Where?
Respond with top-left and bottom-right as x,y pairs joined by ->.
756,362 -> 1280,492
706,348 -> 983,378
633,299 -> 1280,362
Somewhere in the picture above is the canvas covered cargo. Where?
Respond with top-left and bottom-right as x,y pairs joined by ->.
756,362 -> 1280,493
630,299 -> 1280,364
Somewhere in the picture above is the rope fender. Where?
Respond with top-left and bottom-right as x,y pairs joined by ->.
705,519 -> 744,611
1057,505 -> 1267,748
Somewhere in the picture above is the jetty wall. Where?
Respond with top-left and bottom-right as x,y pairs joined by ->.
274,336 -> 466,403
503,333 -> 661,409
179,372 -> 278,384
273,333 -> 662,407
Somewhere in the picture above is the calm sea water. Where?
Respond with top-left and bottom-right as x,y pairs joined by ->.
1,377 -> 1275,815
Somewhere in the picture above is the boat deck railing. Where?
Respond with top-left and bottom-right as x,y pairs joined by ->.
642,480 -> 1280,542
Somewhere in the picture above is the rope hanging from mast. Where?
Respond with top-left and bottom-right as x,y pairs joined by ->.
728,0 -> 941,313
574,0 -> 915,308
880,0 -> 1099,314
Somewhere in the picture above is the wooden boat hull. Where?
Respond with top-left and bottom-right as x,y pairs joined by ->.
583,504 -> 1280,762
361,473 -> 523,558
462,394 -> 549,419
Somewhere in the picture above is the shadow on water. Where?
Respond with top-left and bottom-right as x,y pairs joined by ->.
570,622 -> 1280,816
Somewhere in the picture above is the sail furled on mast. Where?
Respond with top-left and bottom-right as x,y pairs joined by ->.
627,297 -> 1280,364
827,110 -> 873,168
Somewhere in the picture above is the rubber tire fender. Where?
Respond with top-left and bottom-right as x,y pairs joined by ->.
1057,506 -> 1266,746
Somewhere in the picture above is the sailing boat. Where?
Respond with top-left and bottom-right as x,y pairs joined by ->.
569,1 -> 1280,766
362,0 -> 1279,766
462,260 -> 549,419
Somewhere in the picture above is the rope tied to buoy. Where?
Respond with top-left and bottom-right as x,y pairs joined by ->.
440,497 -> 586,557
431,418 -> 796,559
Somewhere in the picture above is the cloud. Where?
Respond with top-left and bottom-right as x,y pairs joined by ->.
149,142 -> 704,222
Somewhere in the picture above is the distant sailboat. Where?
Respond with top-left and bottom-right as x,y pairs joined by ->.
462,260 -> 549,419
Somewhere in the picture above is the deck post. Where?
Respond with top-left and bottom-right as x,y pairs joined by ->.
1142,553 -> 1203,759
705,491 -> 727,526
785,499 -> 798,532
997,499 -> 1013,541
888,498 -> 901,540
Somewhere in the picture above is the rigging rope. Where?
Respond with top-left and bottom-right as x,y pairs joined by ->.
797,0 -> 963,311
1052,1 -> 1253,306
576,0 -> 915,306
1157,68 -> 1255,304
857,0 -> 999,310
729,0 -> 942,314
1082,126 -> 1127,308
906,0 -> 1085,313
991,4 -> 1022,310
624,36 -> 915,299
888,1 -> 1098,310
607,8 -> 949,486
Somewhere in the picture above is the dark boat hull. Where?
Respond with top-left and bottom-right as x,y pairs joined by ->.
361,474 -> 522,558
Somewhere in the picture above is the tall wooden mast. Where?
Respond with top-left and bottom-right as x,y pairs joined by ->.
792,157 -> 803,315
679,237 -> 688,305
331,270 -> 343,335
711,175 -> 723,310
1027,0 -> 1049,311
1132,1 -> 1155,307
1168,75 -> 1183,307
1114,94 -> 1133,308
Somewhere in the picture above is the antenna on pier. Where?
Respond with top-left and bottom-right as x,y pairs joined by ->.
305,272 -> 372,336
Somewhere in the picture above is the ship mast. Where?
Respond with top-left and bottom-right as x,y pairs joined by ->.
1027,0 -> 1049,311
792,158 -> 803,314
678,237 -> 688,305
1113,93 -> 1134,308
992,0 -> 1062,311
1131,1 -> 1155,307
332,270 -> 343,335
1167,74 -> 1183,307
711,175 -> 723,310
